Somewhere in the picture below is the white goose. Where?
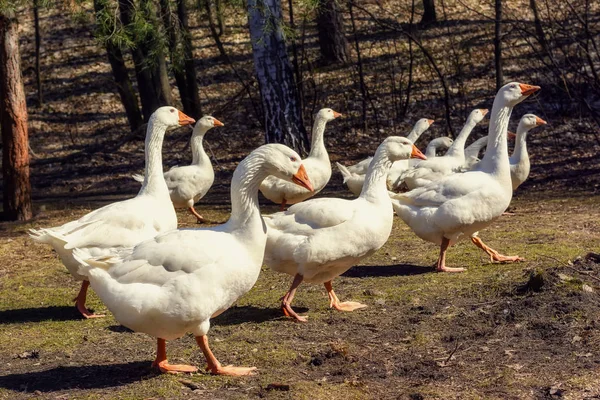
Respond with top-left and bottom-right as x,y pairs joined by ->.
259,108 -> 341,210
399,109 -> 488,190
73,144 -> 313,375
347,118 -> 434,176
462,135 -> 489,169
510,114 -> 547,190
29,107 -> 195,318
337,135 -> 451,197
263,137 -> 426,322
133,115 -> 224,223
390,82 -> 540,272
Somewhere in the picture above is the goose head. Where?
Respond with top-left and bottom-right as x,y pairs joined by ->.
195,115 -> 224,131
414,118 -> 434,134
383,136 -> 427,162
261,144 -> 314,192
153,106 -> 195,128
500,82 -> 541,106
316,108 -> 343,122
469,108 -> 489,124
432,136 -> 454,148
519,113 -> 547,130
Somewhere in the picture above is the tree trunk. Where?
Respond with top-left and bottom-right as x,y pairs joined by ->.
316,0 -> 349,65
0,12 -> 33,221
215,0 -> 225,36
33,0 -> 43,106
420,0 -> 436,24
94,0 -> 143,132
177,0 -> 202,118
119,0 -> 171,120
247,0 -> 308,152
494,0 -> 503,91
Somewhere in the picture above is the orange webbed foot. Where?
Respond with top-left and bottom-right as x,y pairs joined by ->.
153,360 -> 198,374
208,364 -> 258,376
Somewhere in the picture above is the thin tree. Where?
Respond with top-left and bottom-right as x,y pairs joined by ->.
316,0 -> 349,65
247,0 -> 308,152
94,0 -> 143,132
177,0 -> 202,118
33,0 -> 42,106
420,0 -> 436,24
494,0 -> 502,90
0,8 -> 32,221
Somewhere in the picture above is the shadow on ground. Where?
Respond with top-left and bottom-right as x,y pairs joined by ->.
342,263 -> 433,278
0,361 -> 152,392
213,305 -> 309,326
0,306 -> 85,324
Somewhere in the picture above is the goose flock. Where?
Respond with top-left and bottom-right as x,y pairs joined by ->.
29,82 -> 544,376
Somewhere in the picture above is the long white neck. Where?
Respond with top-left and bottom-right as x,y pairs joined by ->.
225,149 -> 271,239
510,122 -> 530,165
465,136 -> 488,159
406,125 -> 424,143
425,143 -> 438,158
139,116 -> 169,197
360,145 -> 394,203
308,116 -> 329,159
191,127 -> 210,166
446,118 -> 476,158
479,100 -> 513,178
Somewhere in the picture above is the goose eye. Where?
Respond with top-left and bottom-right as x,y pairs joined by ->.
290,157 -> 297,162
170,109 -> 175,113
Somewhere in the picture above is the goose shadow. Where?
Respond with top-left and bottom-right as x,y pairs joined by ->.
342,263 -> 433,278
0,306 -> 88,324
0,361 -> 152,392
212,305 -> 309,326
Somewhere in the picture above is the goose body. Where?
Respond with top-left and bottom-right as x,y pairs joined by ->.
390,82 -> 540,272
399,109 -> 488,190
75,144 -> 313,375
510,114 -> 547,190
264,137 -> 426,321
462,135 -> 489,170
29,107 -> 195,317
259,108 -> 341,209
133,116 -> 224,222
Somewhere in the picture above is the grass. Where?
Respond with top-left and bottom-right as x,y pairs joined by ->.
1,192 -> 599,399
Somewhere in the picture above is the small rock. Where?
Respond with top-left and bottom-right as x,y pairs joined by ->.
572,335 -> 582,343
582,284 -> 594,293
481,346 -> 489,352
558,273 -> 572,282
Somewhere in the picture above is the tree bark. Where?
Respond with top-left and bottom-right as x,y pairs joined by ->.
0,12 -> 33,221
177,0 -> 202,118
494,0 -> 503,91
33,0 -> 43,106
247,0 -> 308,152
316,0 -> 349,65
119,0 -> 171,120
420,0 -> 436,24
94,0 -> 143,132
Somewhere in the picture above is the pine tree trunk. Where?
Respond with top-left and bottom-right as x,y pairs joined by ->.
247,0 -> 308,152
119,0 -> 171,120
33,0 -> 43,106
0,12 -> 33,221
494,0 -> 503,90
177,0 -> 202,118
420,0 -> 437,24
94,0 -> 142,132
316,0 -> 349,65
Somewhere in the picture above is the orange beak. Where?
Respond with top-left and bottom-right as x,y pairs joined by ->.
411,145 -> 427,160
292,164 -> 314,192
508,131 -> 517,139
213,118 -> 224,127
480,109 -> 489,116
178,110 -> 195,126
427,119 -> 435,125
519,83 -> 541,97
535,116 -> 547,126
332,111 -> 342,118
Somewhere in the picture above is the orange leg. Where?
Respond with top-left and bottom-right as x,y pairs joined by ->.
436,237 -> 465,273
188,206 -> 204,223
471,236 -> 524,263
324,281 -> 367,312
74,280 -> 105,319
196,335 -> 257,376
152,338 -> 198,374
280,199 -> 287,212
281,273 -> 308,322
